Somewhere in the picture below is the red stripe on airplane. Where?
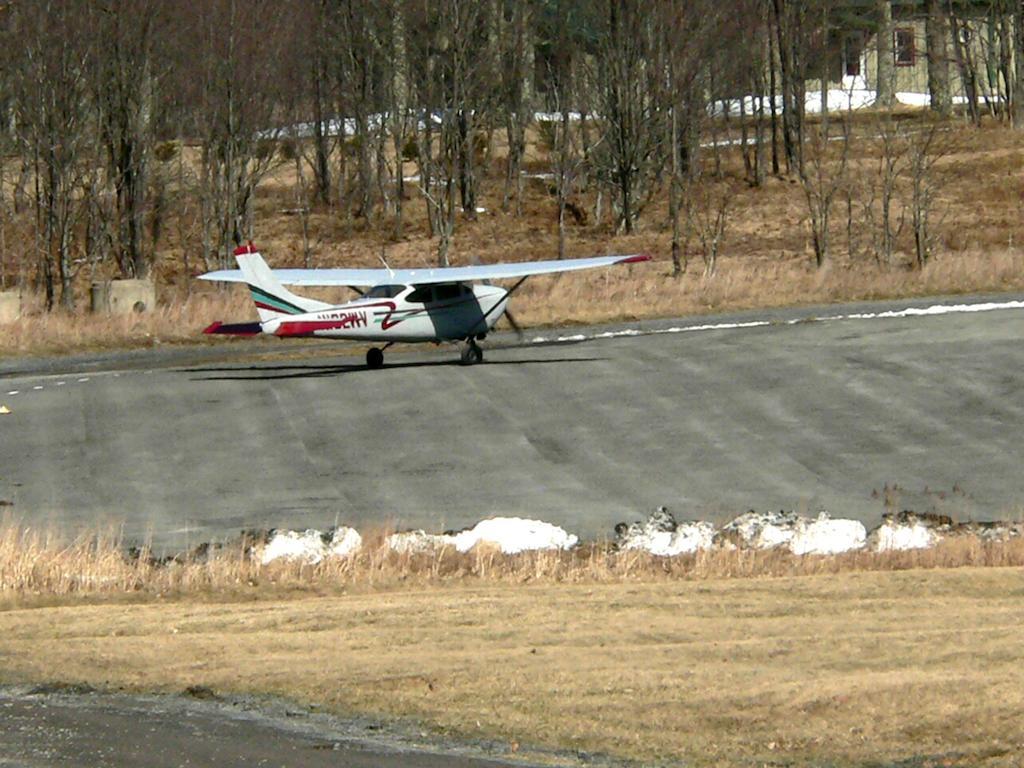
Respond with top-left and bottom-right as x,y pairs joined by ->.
618,253 -> 652,264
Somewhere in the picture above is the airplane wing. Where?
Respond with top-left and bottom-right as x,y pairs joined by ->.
200,253 -> 651,287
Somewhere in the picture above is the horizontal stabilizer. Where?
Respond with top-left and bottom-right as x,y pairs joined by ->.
203,321 -> 262,336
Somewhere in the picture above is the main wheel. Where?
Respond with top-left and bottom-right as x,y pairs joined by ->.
366,347 -> 384,369
460,343 -> 483,365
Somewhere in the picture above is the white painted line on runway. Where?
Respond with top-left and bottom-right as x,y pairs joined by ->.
77,377 -> 89,382
7,391 -> 18,396
32,386 -> 43,390
529,300 -> 1024,345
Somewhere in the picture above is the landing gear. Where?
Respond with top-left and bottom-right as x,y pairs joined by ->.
460,340 -> 484,365
366,347 -> 384,369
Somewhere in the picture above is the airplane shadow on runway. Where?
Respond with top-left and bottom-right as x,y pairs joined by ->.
184,356 -> 605,381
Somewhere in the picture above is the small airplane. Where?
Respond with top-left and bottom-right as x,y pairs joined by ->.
200,243 -> 650,367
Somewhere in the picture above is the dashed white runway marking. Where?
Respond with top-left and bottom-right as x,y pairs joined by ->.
529,300 -> 1024,345
3,375 -> 98,400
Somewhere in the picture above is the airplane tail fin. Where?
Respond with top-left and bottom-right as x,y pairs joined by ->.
234,244 -> 328,322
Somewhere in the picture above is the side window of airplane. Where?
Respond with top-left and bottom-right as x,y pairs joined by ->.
406,286 -> 433,303
366,284 -> 404,299
433,283 -> 461,302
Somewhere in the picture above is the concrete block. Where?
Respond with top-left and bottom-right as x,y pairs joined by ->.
0,290 -> 20,324
91,279 -> 156,315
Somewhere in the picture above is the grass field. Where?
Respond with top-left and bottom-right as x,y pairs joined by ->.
2,524 -> 1023,765
1,568 -> 1022,766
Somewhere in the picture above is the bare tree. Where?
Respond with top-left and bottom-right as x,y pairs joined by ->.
769,0 -> 809,174
178,0 -> 299,270
386,0 -> 414,239
660,0 -> 730,274
91,0 -> 165,279
1014,0 -> 1024,126
867,116 -> 911,266
10,1 -> 94,309
799,116 -> 852,268
948,10 -> 981,124
408,0 -> 487,265
592,0 -> 666,233
499,0 -> 534,216
309,0 -> 335,207
685,176 -> 732,279
907,122 -> 949,268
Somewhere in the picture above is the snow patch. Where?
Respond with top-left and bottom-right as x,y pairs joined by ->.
388,517 -> 578,555
261,529 -> 328,564
261,527 -> 362,564
451,517 -> 578,554
716,510 -> 866,554
871,519 -> 938,551
719,510 -> 802,550
328,527 -> 363,557
789,514 -> 866,555
527,301 -> 1024,348
616,508 -> 715,556
387,530 -> 453,554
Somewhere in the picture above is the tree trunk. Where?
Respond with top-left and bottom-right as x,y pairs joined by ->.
875,0 -> 894,107
312,49 -> 331,206
669,106 -> 683,276
926,0 -> 952,116
949,13 -> 979,124
768,25 -> 780,174
1014,1 -> 1024,126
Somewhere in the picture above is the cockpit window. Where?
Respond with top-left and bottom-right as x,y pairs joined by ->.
365,284 -> 405,299
433,283 -> 462,302
406,286 -> 433,303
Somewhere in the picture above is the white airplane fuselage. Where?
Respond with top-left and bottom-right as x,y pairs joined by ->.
261,282 -> 510,343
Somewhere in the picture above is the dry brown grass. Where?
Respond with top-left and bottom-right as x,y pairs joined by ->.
1,562 -> 1022,766
3,520 -> 1024,600
4,522 -> 1024,764
5,122 -> 1024,357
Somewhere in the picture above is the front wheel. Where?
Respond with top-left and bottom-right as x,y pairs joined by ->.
366,347 -> 384,369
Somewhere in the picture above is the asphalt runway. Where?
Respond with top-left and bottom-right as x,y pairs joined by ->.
2,295 -> 1023,549
0,689 -> 533,768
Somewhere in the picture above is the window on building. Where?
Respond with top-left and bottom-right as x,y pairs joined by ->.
894,28 -> 915,67
843,33 -> 862,77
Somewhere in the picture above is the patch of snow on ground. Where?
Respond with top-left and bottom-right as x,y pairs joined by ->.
387,530 -> 454,554
261,529 -> 328,564
450,517 -> 579,554
871,520 -> 939,551
789,514 -> 866,555
616,507 -> 715,556
328,527 -> 362,557
623,522 -> 716,556
720,510 -> 802,549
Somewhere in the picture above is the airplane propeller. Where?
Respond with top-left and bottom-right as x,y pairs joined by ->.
503,309 -> 524,339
